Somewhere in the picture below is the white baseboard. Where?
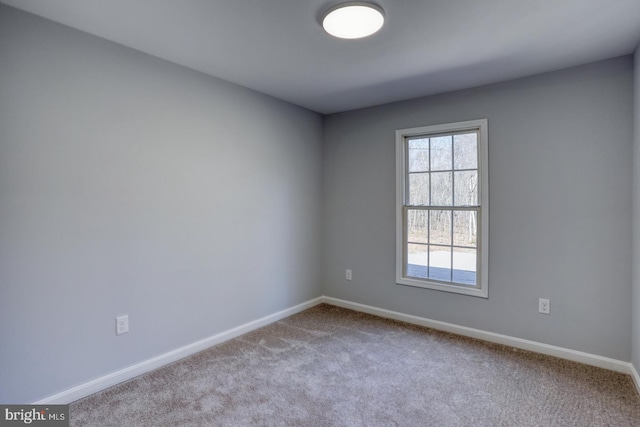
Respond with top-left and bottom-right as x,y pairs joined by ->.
631,364 -> 640,396
34,297 -> 324,404
321,296 -> 634,375
35,295 -> 639,404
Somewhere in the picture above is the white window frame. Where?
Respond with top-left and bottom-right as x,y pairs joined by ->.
395,119 -> 489,298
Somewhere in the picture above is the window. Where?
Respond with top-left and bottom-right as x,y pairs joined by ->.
396,119 -> 488,297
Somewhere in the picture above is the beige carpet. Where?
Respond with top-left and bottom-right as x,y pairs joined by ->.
70,304 -> 640,426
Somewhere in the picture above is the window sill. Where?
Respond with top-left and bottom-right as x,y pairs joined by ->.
396,276 -> 488,298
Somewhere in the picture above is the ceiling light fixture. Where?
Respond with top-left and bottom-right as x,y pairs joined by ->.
322,2 -> 385,39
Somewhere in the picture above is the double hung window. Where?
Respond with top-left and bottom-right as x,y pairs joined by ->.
396,119 -> 488,297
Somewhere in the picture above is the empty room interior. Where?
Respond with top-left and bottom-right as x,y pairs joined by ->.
2,0 -> 640,424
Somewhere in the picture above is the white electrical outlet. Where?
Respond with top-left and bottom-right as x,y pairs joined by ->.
116,315 -> 129,335
538,299 -> 550,315
345,269 -> 352,281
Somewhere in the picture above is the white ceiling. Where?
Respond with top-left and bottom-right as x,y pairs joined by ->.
3,0 -> 640,114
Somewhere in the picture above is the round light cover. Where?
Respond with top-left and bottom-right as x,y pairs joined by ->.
322,2 -> 385,39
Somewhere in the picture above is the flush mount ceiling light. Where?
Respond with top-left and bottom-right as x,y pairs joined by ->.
322,2 -> 385,39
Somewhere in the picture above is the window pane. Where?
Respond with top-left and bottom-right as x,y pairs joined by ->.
429,210 -> 451,245
453,210 -> 477,247
430,172 -> 452,206
407,209 -> 428,244
407,243 -> 428,278
429,245 -> 451,282
453,248 -> 477,286
454,133 -> 477,170
408,173 -> 429,205
408,138 -> 429,172
454,170 -> 478,206
430,136 -> 452,171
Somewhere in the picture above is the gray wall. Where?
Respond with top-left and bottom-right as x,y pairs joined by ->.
322,57 -> 634,361
633,45 -> 640,370
0,5 -> 323,403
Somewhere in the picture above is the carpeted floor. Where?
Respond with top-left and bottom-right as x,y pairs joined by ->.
70,304 -> 640,426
